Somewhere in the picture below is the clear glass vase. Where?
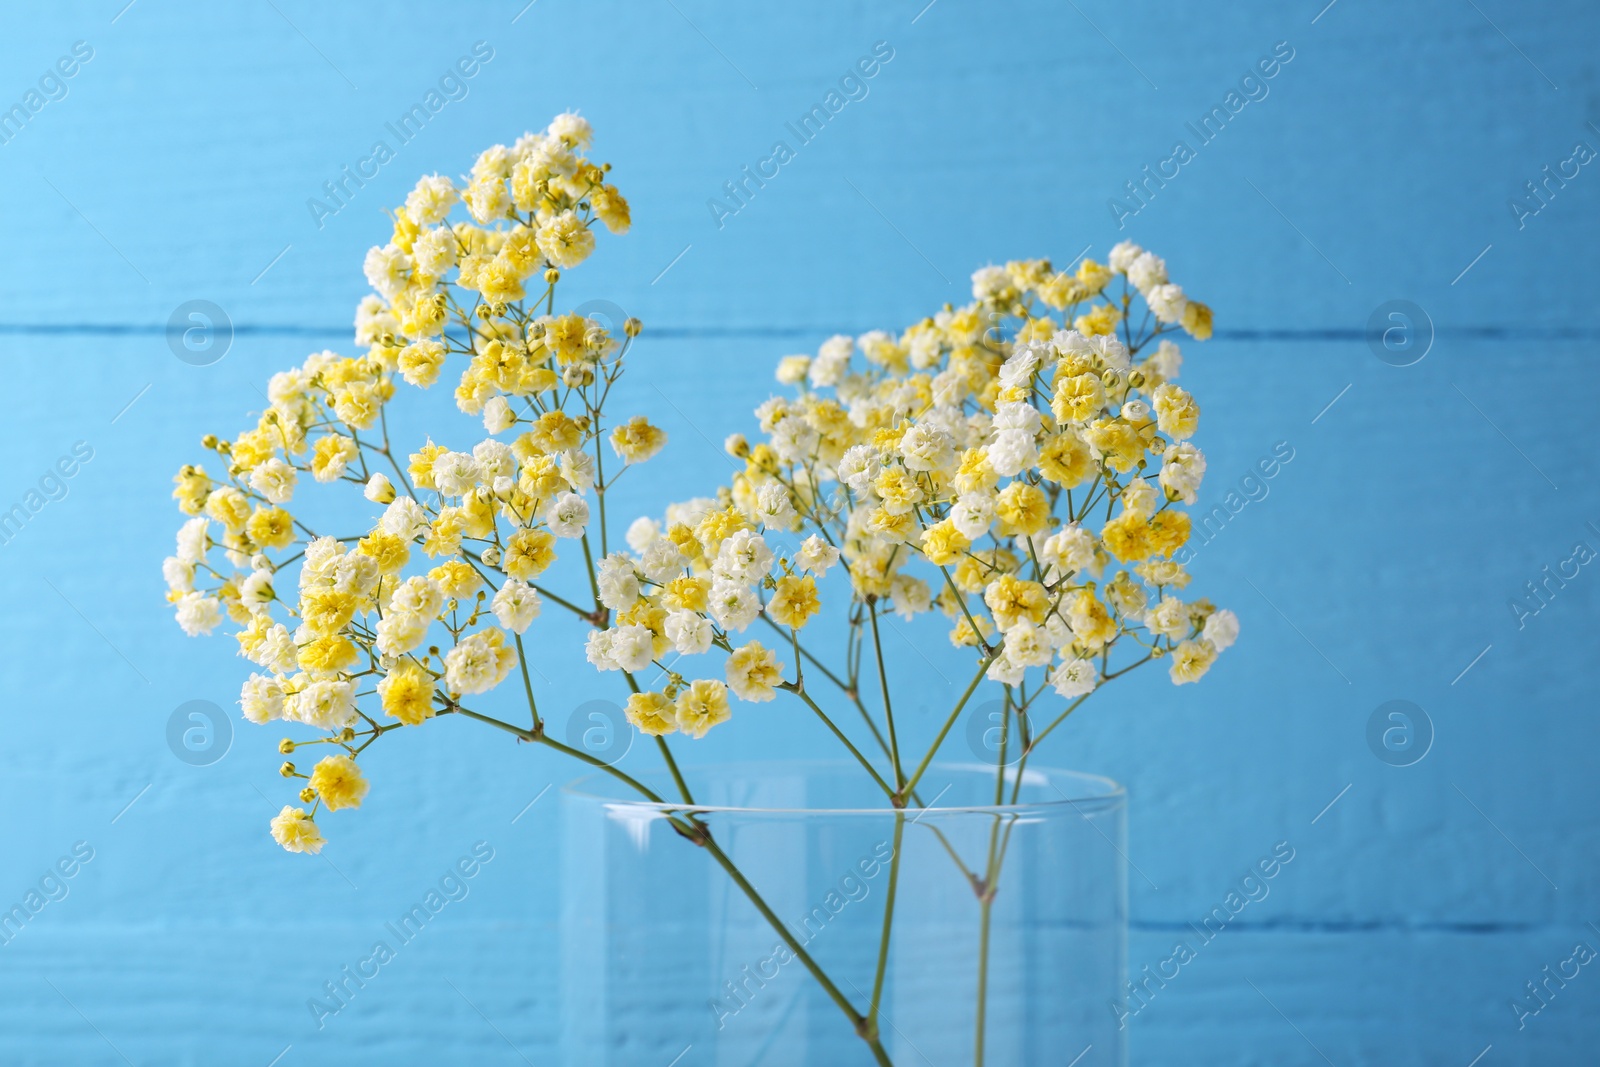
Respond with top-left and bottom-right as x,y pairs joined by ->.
560,761 -> 1127,1066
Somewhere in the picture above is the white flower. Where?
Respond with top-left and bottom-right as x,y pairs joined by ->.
1147,339 -> 1183,381
1042,524 -> 1096,574
971,264 -> 1009,300
472,439 -> 515,482
626,516 -> 661,553
491,579 -> 541,634
404,173 -> 458,225
985,651 -> 1026,686
1146,284 -> 1187,324
240,673 -> 285,724
889,574 -> 932,620
249,458 -> 297,505
1202,609 -> 1240,651
289,678 -> 357,730
1108,240 -> 1143,274
239,569 -> 274,613
709,578 -> 760,632
585,628 -> 617,671
374,613 -> 426,657
1121,399 -> 1151,423
950,493 -> 996,540
837,445 -> 882,496
796,534 -> 840,576
639,537 -> 686,584
809,334 -> 853,387
986,429 -> 1038,479
1159,443 -> 1206,505
548,111 -> 593,145
364,473 -> 396,503
1050,657 -> 1100,698
560,449 -> 595,493
665,610 -> 713,655
483,396 -> 516,434
998,342 -> 1045,390
755,482 -> 798,528
412,225 -> 458,276
174,592 -> 223,636
607,624 -> 655,673
390,576 -> 445,618
547,493 -> 590,538
1127,251 -> 1167,293
1004,621 -> 1053,668
382,496 -> 430,540
444,630 -> 514,694
1146,596 -> 1191,640
362,243 -> 411,300
900,424 -> 955,473
713,529 -> 774,584
1088,334 -> 1130,371
162,556 -> 195,593
775,355 -> 810,384
175,517 -> 209,564
596,553 -> 642,612
431,451 -> 481,497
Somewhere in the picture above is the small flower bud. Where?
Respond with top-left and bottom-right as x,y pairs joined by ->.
278,739 -> 295,754
544,268 -> 560,284
339,727 -> 356,742
201,434 -> 218,449
299,787 -> 316,803
623,317 -> 642,338
279,761 -> 296,777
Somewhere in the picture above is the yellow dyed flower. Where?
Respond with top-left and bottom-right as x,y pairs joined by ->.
624,691 -> 677,735
536,210 -> 595,269
246,506 -> 295,551
662,575 -> 710,612
1051,373 -> 1105,423
378,661 -> 436,726
995,482 -> 1050,536
983,574 -> 1048,629
172,466 -> 210,515
675,678 -> 732,738
270,806 -> 325,854
610,416 -> 667,463
429,559 -> 481,600
298,633 -> 360,673
504,528 -> 557,580
357,530 -> 411,574
1181,301 -> 1213,340
1068,590 -> 1118,650
1169,639 -> 1218,684
768,575 -> 820,629
1100,511 -> 1156,563
309,755 -> 370,811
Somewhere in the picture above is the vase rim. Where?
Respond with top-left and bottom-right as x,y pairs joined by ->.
560,759 -> 1124,815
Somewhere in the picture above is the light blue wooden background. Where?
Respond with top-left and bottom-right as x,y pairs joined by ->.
0,0 -> 1595,1063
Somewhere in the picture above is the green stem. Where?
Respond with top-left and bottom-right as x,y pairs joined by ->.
868,811 -> 906,1032
867,604 -> 904,790
900,657 -> 992,800
782,683 -> 896,801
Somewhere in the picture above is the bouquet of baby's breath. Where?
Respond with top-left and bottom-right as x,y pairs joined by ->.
164,115 -> 1234,1064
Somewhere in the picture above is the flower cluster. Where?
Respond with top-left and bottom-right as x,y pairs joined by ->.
163,115 -> 654,853
611,243 -> 1235,754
